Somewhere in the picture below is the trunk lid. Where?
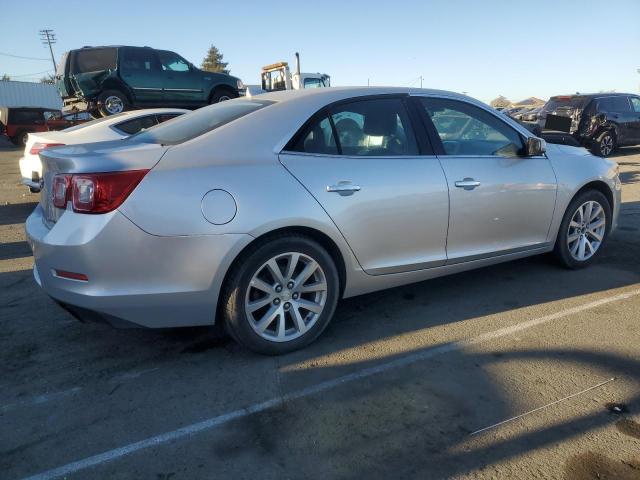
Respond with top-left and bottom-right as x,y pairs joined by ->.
39,139 -> 169,227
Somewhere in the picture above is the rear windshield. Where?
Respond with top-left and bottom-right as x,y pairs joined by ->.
131,99 -> 274,145
71,48 -> 117,74
543,97 -> 589,112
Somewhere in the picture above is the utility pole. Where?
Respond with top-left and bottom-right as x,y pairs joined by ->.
40,29 -> 57,73
420,76 -> 423,88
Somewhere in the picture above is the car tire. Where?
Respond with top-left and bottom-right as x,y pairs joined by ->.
10,131 -> 29,146
97,90 -> 129,117
221,234 -> 340,355
591,131 -> 616,157
209,88 -> 238,104
553,189 -> 611,269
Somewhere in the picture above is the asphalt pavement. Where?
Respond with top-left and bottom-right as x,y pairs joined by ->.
1,140 -> 639,480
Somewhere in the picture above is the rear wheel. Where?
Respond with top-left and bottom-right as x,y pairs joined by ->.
222,235 -> 339,355
10,131 -> 29,146
592,131 -> 616,157
97,90 -> 129,117
553,190 -> 611,269
209,88 -> 238,104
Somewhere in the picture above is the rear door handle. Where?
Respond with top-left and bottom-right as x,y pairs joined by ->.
327,182 -> 361,196
455,178 -> 481,190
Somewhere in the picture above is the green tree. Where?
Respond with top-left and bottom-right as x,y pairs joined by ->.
40,73 -> 55,84
1,74 -> 10,81
201,45 -> 229,74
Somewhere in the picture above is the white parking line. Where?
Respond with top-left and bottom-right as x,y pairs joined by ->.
19,288 -> 640,480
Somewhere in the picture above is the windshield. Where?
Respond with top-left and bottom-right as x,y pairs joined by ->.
62,112 -> 130,132
131,99 -> 273,145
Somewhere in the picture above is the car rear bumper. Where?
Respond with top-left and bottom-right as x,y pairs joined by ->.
26,205 -> 253,328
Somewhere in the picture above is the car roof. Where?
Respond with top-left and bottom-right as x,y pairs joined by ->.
253,86 -> 473,104
550,92 -> 633,100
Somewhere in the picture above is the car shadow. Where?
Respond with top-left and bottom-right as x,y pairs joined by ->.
0,201 -> 37,226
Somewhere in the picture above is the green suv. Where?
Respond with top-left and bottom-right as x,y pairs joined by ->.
56,46 -> 245,117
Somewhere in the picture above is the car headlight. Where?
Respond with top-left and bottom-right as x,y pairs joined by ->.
237,79 -> 245,90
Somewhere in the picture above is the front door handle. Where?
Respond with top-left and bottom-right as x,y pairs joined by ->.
455,178 -> 481,190
327,182 -> 361,196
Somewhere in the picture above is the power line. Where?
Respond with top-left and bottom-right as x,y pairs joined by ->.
6,69 -> 53,78
0,51 -> 50,61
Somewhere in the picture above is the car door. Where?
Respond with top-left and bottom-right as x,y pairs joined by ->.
626,96 -> 640,144
157,50 -> 203,105
119,47 -> 163,104
416,96 -> 557,263
280,96 -> 449,275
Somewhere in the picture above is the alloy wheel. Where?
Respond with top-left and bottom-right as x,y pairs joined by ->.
104,95 -> 124,114
567,200 -> 606,261
599,135 -> 614,156
244,252 -> 327,342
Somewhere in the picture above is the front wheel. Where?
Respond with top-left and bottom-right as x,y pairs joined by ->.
553,190 -> 611,269
222,235 -> 340,355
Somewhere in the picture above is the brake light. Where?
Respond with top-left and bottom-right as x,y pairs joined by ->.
51,170 -> 149,214
53,269 -> 88,282
30,142 -> 65,155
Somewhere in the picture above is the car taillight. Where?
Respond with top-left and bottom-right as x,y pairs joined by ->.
51,170 -> 149,214
30,142 -> 65,155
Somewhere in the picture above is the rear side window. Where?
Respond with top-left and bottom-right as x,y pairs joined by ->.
113,115 -> 158,135
291,116 -> 338,154
598,97 -> 631,113
120,48 -> 160,73
72,48 -> 117,74
8,110 -> 43,124
131,100 -> 273,145
421,97 -> 524,157
288,97 -> 419,156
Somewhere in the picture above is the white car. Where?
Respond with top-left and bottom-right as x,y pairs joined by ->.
19,108 -> 188,191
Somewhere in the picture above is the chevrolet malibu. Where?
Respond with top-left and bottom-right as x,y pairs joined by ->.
26,87 -> 621,355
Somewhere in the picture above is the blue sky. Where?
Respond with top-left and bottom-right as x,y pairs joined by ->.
1,0 -> 639,103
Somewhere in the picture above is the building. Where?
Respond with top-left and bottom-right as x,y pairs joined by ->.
0,80 -> 62,110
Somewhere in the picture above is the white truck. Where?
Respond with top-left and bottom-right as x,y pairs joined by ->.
246,53 -> 330,96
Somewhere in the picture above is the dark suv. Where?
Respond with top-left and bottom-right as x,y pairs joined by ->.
56,46 -> 245,117
539,93 -> 640,156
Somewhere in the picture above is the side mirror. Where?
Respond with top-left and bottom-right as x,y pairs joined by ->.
526,136 -> 546,156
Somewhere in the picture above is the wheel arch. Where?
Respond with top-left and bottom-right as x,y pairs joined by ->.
99,80 -> 134,103
571,180 -> 614,213
215,225 -> 348,320
207,84 -> 237,103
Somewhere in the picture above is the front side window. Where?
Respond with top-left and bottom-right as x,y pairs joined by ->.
157,51 -> 190,72
120,48 -> 160,73
304,78 -> 323,89
421,98 -> 523,157
630,97 -> 640,113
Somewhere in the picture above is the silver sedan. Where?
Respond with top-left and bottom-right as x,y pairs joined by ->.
26,87 -> 621,354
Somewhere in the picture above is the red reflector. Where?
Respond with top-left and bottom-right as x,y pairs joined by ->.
54,270 -> 88,281
71,170 -> 149,214
30,142 -> 65,155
